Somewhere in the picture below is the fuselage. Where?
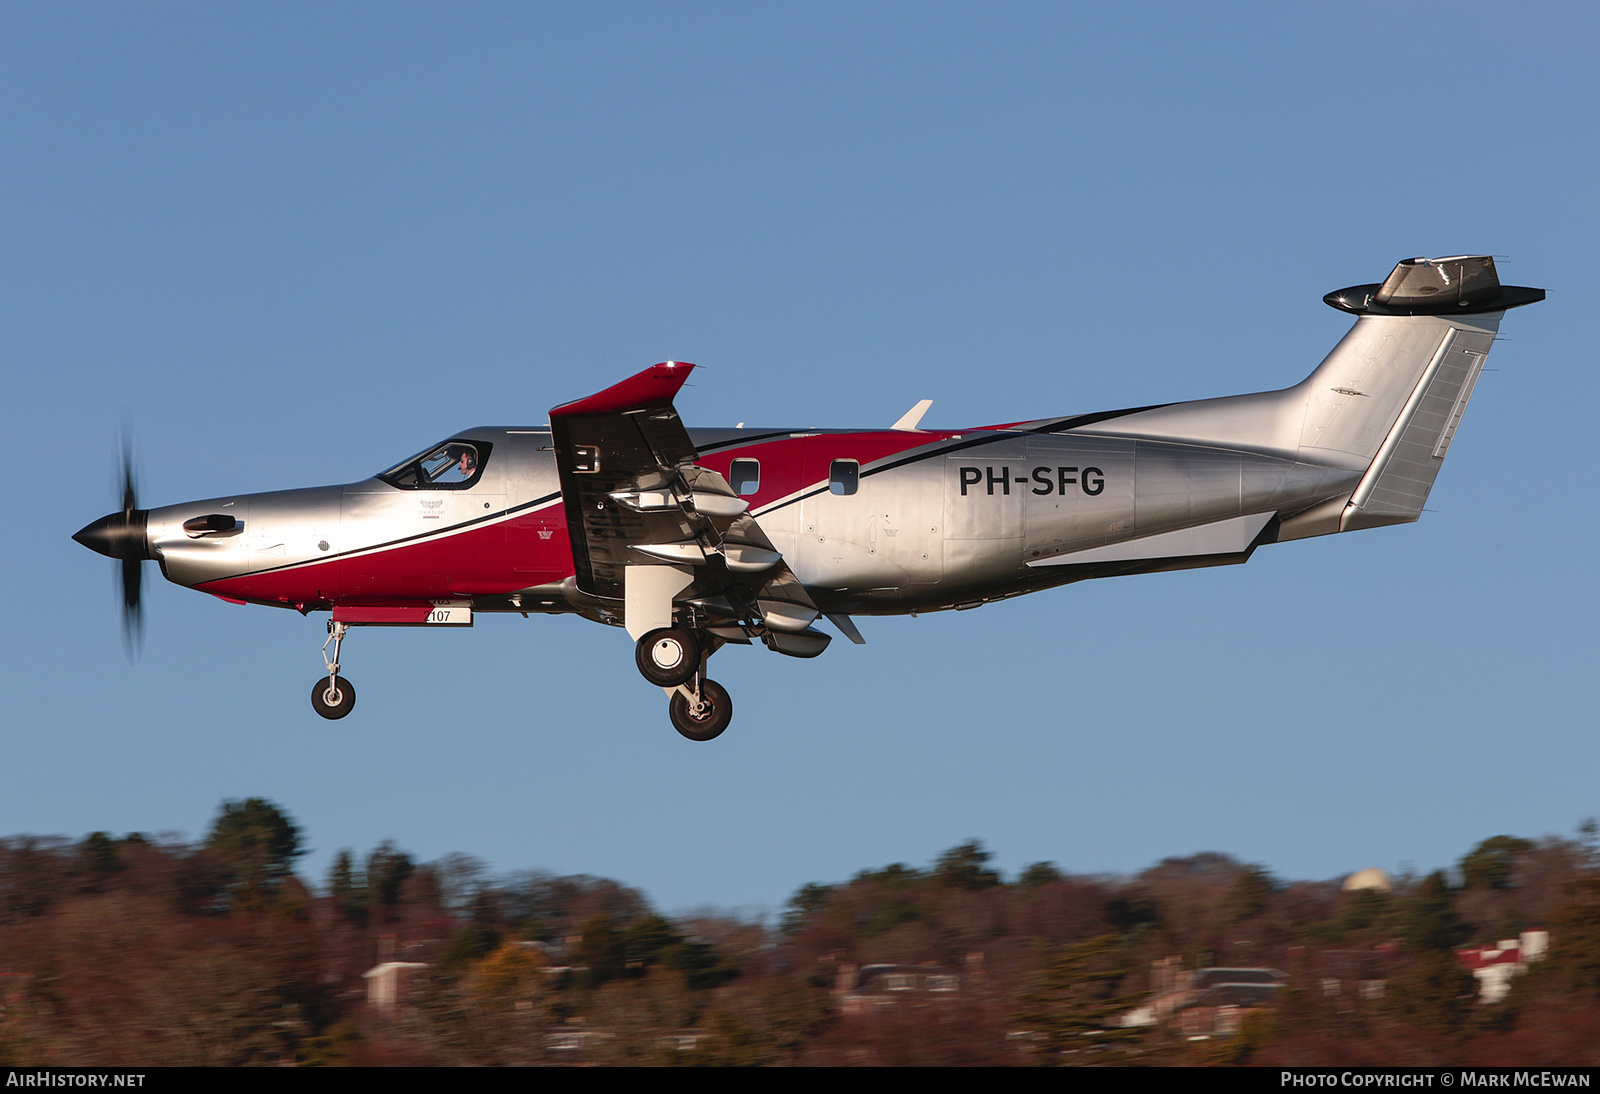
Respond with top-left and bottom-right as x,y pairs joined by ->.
143,418 -> 1361,621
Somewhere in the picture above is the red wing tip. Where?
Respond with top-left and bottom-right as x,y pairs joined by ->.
550,361 -> 698,417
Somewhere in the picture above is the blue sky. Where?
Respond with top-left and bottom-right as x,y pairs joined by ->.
6,2 -> 1596,916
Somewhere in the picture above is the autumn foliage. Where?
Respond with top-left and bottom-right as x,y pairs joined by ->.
2,806 -> 1598,1066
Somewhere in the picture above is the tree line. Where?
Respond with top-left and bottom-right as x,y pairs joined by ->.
0,802 -> 1597,1065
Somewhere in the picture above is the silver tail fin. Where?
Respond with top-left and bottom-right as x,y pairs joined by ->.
1310,256 -> 1543,530
1076,256 -> 1543,540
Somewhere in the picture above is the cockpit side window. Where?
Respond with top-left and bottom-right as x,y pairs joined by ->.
379,440 -> 493,490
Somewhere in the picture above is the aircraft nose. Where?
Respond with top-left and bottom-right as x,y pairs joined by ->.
73,510 -> 152,561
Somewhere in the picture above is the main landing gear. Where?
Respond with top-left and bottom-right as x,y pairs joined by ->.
668,678 -> 733,742
312,621 -> 356,720
635,627 -> 733,741
635,627 -> 700,688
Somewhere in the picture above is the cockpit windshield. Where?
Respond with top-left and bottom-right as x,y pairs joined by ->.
379,439 -> 492,489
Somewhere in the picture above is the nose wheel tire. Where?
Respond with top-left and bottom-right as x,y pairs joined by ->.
311,677 -> 356,720
669,679 -> 732,742
635,628 -> 702,688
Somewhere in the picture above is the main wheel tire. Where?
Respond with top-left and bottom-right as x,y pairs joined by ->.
669,679 -> 733,742
635,627 -> 701,688
311,676 -> 356,720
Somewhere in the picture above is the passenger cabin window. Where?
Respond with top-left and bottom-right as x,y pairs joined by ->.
379,440 -> 492,489
729,459 -> 761,496
829,459 -> 859,496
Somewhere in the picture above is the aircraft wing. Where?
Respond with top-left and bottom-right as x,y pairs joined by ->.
548,363 -> 818,636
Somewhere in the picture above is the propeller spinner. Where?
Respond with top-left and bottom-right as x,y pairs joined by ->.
73,442 -> 151,655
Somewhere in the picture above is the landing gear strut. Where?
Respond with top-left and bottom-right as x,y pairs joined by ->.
312,621 -> 356,719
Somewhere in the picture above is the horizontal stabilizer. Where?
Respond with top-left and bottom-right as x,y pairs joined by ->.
1325,256 -> 1544,317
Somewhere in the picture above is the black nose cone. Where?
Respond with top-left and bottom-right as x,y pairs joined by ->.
74,510 -> 151,560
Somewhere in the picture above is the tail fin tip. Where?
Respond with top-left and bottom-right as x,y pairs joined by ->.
1325,256 -> 1544,317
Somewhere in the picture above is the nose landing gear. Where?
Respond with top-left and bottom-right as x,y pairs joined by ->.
312,621 -> 356,720
312,675 -> 356,719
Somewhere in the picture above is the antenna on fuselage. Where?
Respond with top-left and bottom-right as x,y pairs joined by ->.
890,399 -> 933,431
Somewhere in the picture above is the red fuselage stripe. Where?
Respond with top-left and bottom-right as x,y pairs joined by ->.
192,428 -> 978,606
